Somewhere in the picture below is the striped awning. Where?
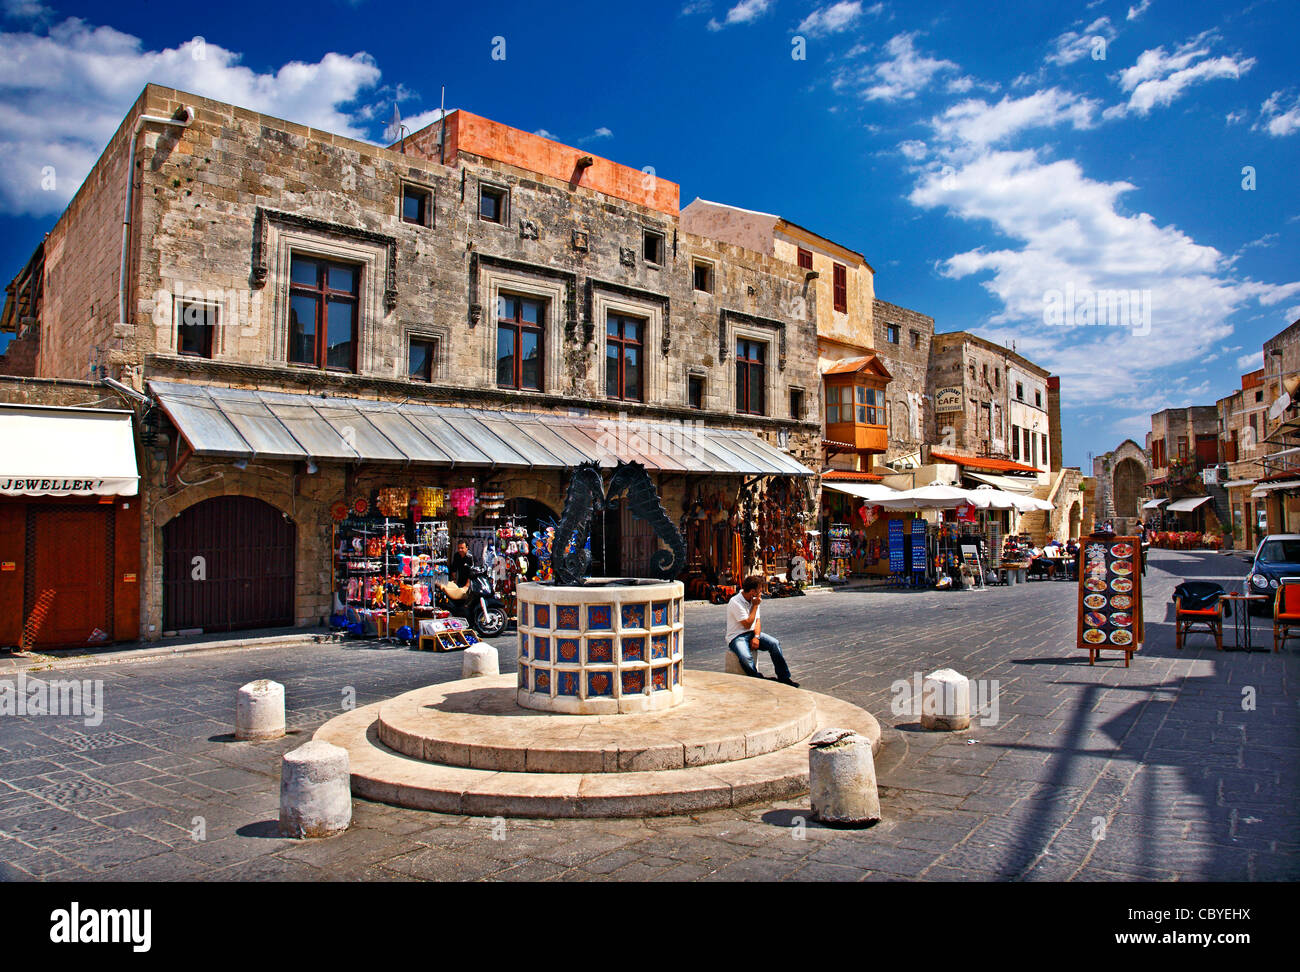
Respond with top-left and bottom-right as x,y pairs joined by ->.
148,381 -> 812,477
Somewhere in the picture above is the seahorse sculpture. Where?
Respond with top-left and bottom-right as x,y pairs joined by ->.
553,463 -> 606,586
605,461 -> 688,581
552,461 -> 688,586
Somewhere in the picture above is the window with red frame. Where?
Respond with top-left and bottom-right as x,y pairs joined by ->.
605,314 -> 645,402
832,263 -> 847,312
496,294 -> 545,390
797,247 -> 813,270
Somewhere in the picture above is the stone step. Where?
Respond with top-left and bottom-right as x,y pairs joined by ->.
376,671 -> 819,773
314,672 -> 882,819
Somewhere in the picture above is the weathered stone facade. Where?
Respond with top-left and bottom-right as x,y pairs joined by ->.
7,84 -> 823,640
871,298 -> 933,462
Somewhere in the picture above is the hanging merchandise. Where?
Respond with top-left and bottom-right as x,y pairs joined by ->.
479,487 -> 506,520
377,487 -> 411,518
416,487 -> 445,516
449,487 -> 477,518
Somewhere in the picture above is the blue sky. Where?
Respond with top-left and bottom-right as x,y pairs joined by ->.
1,0 -> 1297,468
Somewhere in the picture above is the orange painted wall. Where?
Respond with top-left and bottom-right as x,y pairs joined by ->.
448,111 -> 680,215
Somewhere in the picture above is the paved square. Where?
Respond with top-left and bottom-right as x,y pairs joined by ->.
0,549 -> 1295,881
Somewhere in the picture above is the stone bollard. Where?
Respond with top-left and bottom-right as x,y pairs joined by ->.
235,679 -> 285,741
724,651 -> 747,676
809,728 -> 880,826
279,740 -> 352,838
920,668 -> 971,731
462,642 -> 499,678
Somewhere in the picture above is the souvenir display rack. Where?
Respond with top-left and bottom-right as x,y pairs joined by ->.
826,522 -> 852,582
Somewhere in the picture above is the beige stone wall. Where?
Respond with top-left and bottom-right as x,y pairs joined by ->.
871,298 -> 933,460
36,89 -> 153,381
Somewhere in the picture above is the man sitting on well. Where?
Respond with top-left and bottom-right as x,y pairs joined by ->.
725,575 -> 799,687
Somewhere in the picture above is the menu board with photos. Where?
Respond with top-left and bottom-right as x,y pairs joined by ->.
1076,533 -> 1144,665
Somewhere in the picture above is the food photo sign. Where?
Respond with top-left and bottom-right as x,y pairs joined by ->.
1076,533 -> 1144,666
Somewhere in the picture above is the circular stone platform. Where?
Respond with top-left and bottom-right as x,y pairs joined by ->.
376,674 -> 819,773
315,671 -> 881,818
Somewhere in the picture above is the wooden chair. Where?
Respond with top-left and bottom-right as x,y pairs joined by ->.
1173,581 -> 1225,651
1273,579 -> 1300,652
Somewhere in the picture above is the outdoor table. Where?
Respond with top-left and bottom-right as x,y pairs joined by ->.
1219,593 -> 1270,652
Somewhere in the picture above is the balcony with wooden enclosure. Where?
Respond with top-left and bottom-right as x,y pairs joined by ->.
822,354 -> 891,457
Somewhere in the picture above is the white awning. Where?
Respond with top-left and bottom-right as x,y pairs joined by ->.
1220,480 -> 1256,489
1141,498 -> 1168,509
1251,480 -> 1300,498
0,404 -> 138,497
821,481 -> 902,501
1166,496 -> 1211,512
964,471 -> 1037,494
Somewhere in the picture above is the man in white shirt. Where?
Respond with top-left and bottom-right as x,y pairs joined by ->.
725,575 -> 798,687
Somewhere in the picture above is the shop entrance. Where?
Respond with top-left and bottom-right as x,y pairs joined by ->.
163,496 -> 295,633
26,506 -> 113,648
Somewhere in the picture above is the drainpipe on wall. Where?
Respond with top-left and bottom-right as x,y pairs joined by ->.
118,106 -> 196,330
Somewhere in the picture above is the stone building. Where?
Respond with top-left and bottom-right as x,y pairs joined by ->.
1090,440 -> 1153,533
0,85 -> 821,644
679,199 -> 889,477
871,298 -> 933,464
1144,406 -> 1223,536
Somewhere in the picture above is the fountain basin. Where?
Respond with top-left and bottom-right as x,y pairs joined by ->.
515,579 -> 685,714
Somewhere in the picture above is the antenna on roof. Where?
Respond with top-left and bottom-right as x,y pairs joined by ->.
439,85 -> 447,165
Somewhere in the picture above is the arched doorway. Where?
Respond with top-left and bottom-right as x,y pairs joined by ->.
163,496 -> 295,633
1068,501 -> 1082,539
1112,458 -> 1146,521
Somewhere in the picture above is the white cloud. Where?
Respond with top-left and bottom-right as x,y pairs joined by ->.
707,0 -> 772,30
1126,0 -> 1151,22
797,2 -> 866,37
898,139 -> 928,160
579,126 -> 614,143
1107,34 -> 1255,118
1257,89 -> 1300,136
907,143 -> 1300,404
0,18 -> 383,216
1225,108 -> 1247,125
2,0 -> 50,20
1237,351 -> 1263,371
401,107 -> 451,132
533,128 -> 560,140
931,88 -> 1100,148
1046,17 -> 1115,67
859,33 -> 959,102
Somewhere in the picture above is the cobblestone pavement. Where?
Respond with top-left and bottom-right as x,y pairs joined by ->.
1,549 -> 1295,882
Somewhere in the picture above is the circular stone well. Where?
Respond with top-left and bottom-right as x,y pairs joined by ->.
515,579 -> 684,714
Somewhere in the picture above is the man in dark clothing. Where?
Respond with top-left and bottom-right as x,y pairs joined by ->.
440,541 -> 475,599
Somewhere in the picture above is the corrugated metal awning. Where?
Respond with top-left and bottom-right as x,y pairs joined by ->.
1166,496 -> 1211,512
0,404 -> 138,496
148,381 -> 813,477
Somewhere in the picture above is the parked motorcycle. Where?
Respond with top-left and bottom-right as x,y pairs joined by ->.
436,566 -> 509,637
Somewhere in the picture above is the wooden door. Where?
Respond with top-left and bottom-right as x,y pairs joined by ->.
163,496 -> 295,633
28,507 -> 112,648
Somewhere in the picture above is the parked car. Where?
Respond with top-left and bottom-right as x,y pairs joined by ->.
1245,534 -> 1300,615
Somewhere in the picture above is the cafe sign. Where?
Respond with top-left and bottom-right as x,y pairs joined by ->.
935,386 -> 962,412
